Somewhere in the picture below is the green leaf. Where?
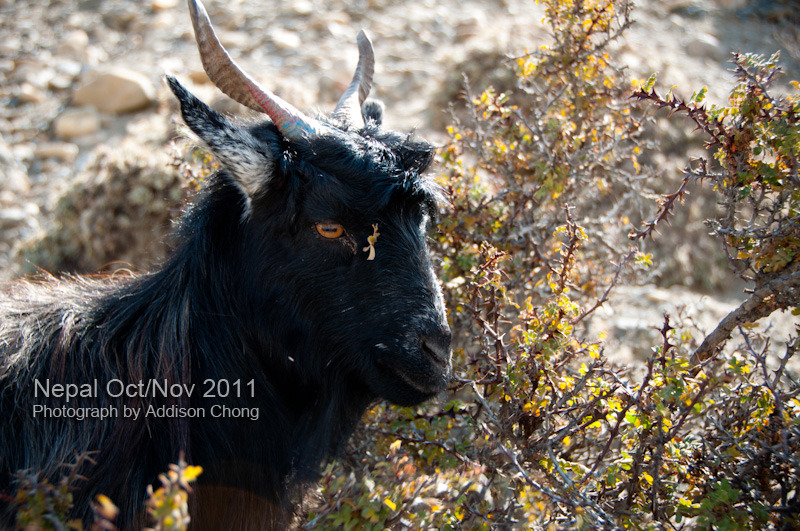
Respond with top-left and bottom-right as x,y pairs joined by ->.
691,86 -> 708,104
643,73 -> 657,92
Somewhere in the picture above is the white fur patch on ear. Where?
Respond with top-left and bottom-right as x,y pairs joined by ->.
201,121 -> 272,200
168,76 -> 272,201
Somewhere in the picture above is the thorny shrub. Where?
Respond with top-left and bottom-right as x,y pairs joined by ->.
9,453 -> 201,531
633,52 -> 800,362
18,139 -> 213,277
9,452 -> 93,530
305,0 -> 799,529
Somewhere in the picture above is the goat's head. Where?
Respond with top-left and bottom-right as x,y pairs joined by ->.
167,0 -> 451,406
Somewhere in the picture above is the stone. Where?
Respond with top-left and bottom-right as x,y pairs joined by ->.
685,33 -> 724,61
270,28 -> 302,50
188,69 -> 211,85
0,208 -> 30,230
288,0 -> 314,16
309,10 -> 351,32
666,0 -> 710,16
11,143 -> 35,163
0,140 -> 30,193
18,63 -> 56,90
455,16 -> 482,42
210,96 -> 249,116
49,75 -> 75,91
18,82 -> 47,104
35,141 -> 80,161
56,60 -> 83,78
152,11 -> 176,29
52,106 -> 101,139
103,6 -> 138,31
73,69 -> 156,114
58,30 -> 90,59
715,0 -> 747,8
83,45 -> 108,67
151,0 -> 179,11
0,35 -> 20,56
0,202 -> 37,230
49,61 -> 83,91
216,30 -> 249,50
0,58 -> 13,75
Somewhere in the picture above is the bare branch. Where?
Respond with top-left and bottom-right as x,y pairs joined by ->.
693,268 -> 800,362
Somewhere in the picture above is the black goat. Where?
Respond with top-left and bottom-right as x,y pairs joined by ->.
0,1 -> 451,528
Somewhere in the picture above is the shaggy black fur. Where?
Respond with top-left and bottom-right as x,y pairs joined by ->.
0,77 -> 451,530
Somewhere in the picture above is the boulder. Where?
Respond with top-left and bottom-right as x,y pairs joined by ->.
73,68 -> 156,114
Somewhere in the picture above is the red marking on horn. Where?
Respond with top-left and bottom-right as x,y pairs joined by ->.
247,83 -> 316,138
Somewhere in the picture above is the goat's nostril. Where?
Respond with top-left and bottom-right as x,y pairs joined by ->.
421,329 -> 452,366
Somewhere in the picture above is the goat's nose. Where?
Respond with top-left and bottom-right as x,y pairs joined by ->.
420,326 -> 452,366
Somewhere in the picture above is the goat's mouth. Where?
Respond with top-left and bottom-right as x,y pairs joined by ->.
372,343 -> 452,404
387,361 -> 447,395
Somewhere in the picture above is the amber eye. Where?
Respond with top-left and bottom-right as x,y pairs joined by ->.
315,222 -> 345,239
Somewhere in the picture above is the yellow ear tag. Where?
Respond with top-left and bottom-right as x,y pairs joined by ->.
363,224 -> 380,260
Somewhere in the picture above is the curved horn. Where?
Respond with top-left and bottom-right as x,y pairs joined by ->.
330,30 -> 375,129
187,0 -> 317,139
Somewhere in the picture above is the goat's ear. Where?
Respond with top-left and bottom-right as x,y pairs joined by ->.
362,100 -> 384,126
166,75 -> 272,200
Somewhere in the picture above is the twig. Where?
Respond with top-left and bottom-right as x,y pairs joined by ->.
693,268 -> 800,362
629,165 -> 695,241
572,248 -> 636,324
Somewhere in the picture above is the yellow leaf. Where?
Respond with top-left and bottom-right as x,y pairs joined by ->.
384,498 -> 397,511
95,494 -> 116,509
94,494 -> 119,519
183,465 -> 203,482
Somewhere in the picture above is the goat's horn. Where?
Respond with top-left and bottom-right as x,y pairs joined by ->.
330,30 -> 375,129
187,0 -> 317,139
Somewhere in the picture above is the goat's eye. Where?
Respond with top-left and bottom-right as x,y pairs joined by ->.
315,223 -> 345,239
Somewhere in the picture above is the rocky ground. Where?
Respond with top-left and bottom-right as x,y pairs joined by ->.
1,0 -> 798,364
